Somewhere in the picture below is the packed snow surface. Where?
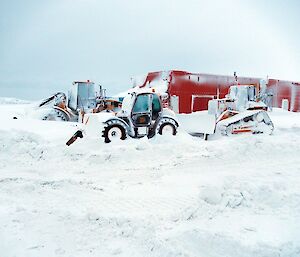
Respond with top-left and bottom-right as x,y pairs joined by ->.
0,101 -> 300,257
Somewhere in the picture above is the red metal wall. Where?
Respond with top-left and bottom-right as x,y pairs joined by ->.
267,79 -> 300,112
138,70 -> 300,113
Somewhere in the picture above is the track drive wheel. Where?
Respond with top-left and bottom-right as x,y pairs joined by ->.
102,121 -> 127,143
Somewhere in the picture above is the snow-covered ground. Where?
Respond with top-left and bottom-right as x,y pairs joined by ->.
0,97 -> 30,105
0,99 -> 300,257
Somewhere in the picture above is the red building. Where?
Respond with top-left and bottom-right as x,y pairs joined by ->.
136,70 -> 300,113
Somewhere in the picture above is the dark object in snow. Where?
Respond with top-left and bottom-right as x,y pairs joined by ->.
13,116 -> 18,119
66,130 -> 83,146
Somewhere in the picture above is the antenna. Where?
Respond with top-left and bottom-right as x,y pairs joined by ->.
99,84 -> 103,98
234,71 -> 238,84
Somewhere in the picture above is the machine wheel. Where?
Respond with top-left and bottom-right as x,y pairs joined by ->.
158,123 -> 177,135
102,122 -> 127,143
156,118 -> 178,136
42,108 -> 70,121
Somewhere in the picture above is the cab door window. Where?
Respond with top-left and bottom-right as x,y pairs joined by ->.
152,94 -> 161,120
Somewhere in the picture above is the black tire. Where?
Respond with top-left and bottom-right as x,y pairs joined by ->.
158,122 -> 177,136
102,123 -> 127,143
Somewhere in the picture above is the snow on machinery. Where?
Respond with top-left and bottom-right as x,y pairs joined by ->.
37,80 -> 121,122
37,74 -> 273,144
205,82 -> 274,138
66,89 -> 179,145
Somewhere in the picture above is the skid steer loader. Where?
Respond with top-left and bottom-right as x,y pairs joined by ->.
208,84 -> 274,136
66,90 -> 179,145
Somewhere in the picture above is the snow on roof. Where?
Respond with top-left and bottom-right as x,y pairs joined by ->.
114,71 -> 171,98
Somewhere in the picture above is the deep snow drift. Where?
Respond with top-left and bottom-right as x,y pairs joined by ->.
0,98 -> 300,257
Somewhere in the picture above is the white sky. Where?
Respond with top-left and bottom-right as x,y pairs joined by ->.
0,0 -> 299,99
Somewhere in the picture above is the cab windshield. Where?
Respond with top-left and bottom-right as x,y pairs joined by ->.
133,94 -> 150,113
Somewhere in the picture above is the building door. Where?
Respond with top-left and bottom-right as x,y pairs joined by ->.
192,95 -> 214,112
170,95 -> 179,113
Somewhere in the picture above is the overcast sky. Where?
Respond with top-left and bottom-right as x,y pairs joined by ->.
0,0 -> 299,99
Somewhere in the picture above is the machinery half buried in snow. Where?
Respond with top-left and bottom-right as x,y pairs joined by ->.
36,80 -> 121,122
67,90 -> 179,145
207,83 -> 274,137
